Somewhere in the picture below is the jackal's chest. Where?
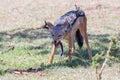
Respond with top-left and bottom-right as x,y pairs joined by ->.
63,30 -> 75,41
63,32 -> 69,40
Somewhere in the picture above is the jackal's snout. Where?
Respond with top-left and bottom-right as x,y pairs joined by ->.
53,40 -> 61,47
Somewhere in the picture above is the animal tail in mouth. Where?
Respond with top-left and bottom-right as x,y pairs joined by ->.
59,41 -> 63,56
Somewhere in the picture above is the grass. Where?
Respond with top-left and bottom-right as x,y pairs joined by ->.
0,0 -> 120,80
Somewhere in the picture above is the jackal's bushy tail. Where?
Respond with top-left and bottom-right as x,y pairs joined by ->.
75,29 -> 83,48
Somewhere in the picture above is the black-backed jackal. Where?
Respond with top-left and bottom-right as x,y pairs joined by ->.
43,6 -> 92,64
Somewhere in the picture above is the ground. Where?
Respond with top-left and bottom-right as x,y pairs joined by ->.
0,0 -> 120,80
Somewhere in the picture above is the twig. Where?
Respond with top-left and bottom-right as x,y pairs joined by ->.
96,43 -> 112,80
0,46 -> 14,54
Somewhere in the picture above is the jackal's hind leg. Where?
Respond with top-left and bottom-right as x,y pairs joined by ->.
79,24 -> 92,59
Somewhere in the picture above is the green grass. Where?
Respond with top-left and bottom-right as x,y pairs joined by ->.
0,0 -> 120,80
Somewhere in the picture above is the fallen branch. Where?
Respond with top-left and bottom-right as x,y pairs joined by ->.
4,67 -> 44,76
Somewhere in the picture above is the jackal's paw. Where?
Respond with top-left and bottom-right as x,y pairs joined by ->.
47,61 -> 52,65
88,50 -> 92,59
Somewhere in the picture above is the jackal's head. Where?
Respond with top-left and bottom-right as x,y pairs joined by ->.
43,20 -> 69,46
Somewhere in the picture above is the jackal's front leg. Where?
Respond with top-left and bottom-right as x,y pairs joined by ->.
48,42 -> 56,64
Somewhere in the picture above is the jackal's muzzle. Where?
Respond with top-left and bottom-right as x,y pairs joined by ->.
53,40 -> 64,56
53,40 -> 61,47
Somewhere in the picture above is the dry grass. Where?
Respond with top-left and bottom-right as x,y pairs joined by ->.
0,0 -> 120,80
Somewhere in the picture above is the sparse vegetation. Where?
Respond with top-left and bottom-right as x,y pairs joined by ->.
92,36 -> 120,80
0,0 -> 120,80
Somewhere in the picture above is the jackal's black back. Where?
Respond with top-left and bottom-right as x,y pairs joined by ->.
54,10 -> 85,27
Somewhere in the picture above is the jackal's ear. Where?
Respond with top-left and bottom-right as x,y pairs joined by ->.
62,20 -> 69,29
43,21 -> 54,31
75,5 -> 80,11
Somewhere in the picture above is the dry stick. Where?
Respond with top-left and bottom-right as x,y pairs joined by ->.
97,43 -> 112,80
0,46 -> 14,54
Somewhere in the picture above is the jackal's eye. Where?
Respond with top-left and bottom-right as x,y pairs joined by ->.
58,35 -> 62,37
65,30 -> 67,33
52,34 -> 54,36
